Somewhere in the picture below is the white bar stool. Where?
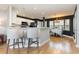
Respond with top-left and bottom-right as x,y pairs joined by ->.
27,28 -> 39,53
6,27 -> 24,54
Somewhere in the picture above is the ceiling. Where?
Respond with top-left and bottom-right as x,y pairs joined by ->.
0,4 -> 76,19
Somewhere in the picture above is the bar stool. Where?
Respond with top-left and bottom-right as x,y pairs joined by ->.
21,28 -> 27,46
6,27 -> 24,54
17,27 -> 26,48
27,27 -> 39,53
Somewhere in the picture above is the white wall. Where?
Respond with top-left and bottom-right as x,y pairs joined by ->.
76,5 -> 79,47
73,5 -> 79,47
73,6 -> 77,43
0,11 -> 8,26
0,11 -> 8,35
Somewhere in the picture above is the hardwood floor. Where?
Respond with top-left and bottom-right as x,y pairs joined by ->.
0,36 -> 79,54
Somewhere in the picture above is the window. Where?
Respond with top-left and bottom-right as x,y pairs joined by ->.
54,20 -> 64,29
49,19 -> 70,31
64,19 -> 70,30
50,21 -> 54,28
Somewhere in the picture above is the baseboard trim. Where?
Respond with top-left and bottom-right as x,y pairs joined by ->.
39,40 -> 49,47
63,35 -> 74,39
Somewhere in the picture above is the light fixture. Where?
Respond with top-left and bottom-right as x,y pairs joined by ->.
33,8 -> 37,10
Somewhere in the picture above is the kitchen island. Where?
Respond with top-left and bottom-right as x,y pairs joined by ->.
7,27 -> 50,48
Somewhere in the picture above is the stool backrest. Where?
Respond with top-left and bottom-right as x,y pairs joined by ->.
17,27 -> 24,38
27,27 -> 38,39
23,28 -> 27,38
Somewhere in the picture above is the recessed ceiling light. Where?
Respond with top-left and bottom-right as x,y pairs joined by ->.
33,8 -> 37,10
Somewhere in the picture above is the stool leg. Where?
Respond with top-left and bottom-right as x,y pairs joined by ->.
13,39 -> 15,49
6,39 -> 10,54
21,38 -> 24,48
27,38 -> 31,53
37,38 -> 39,53
37,41 -> 39,49
17,39 -> 20,54
24,38 -> 26,45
